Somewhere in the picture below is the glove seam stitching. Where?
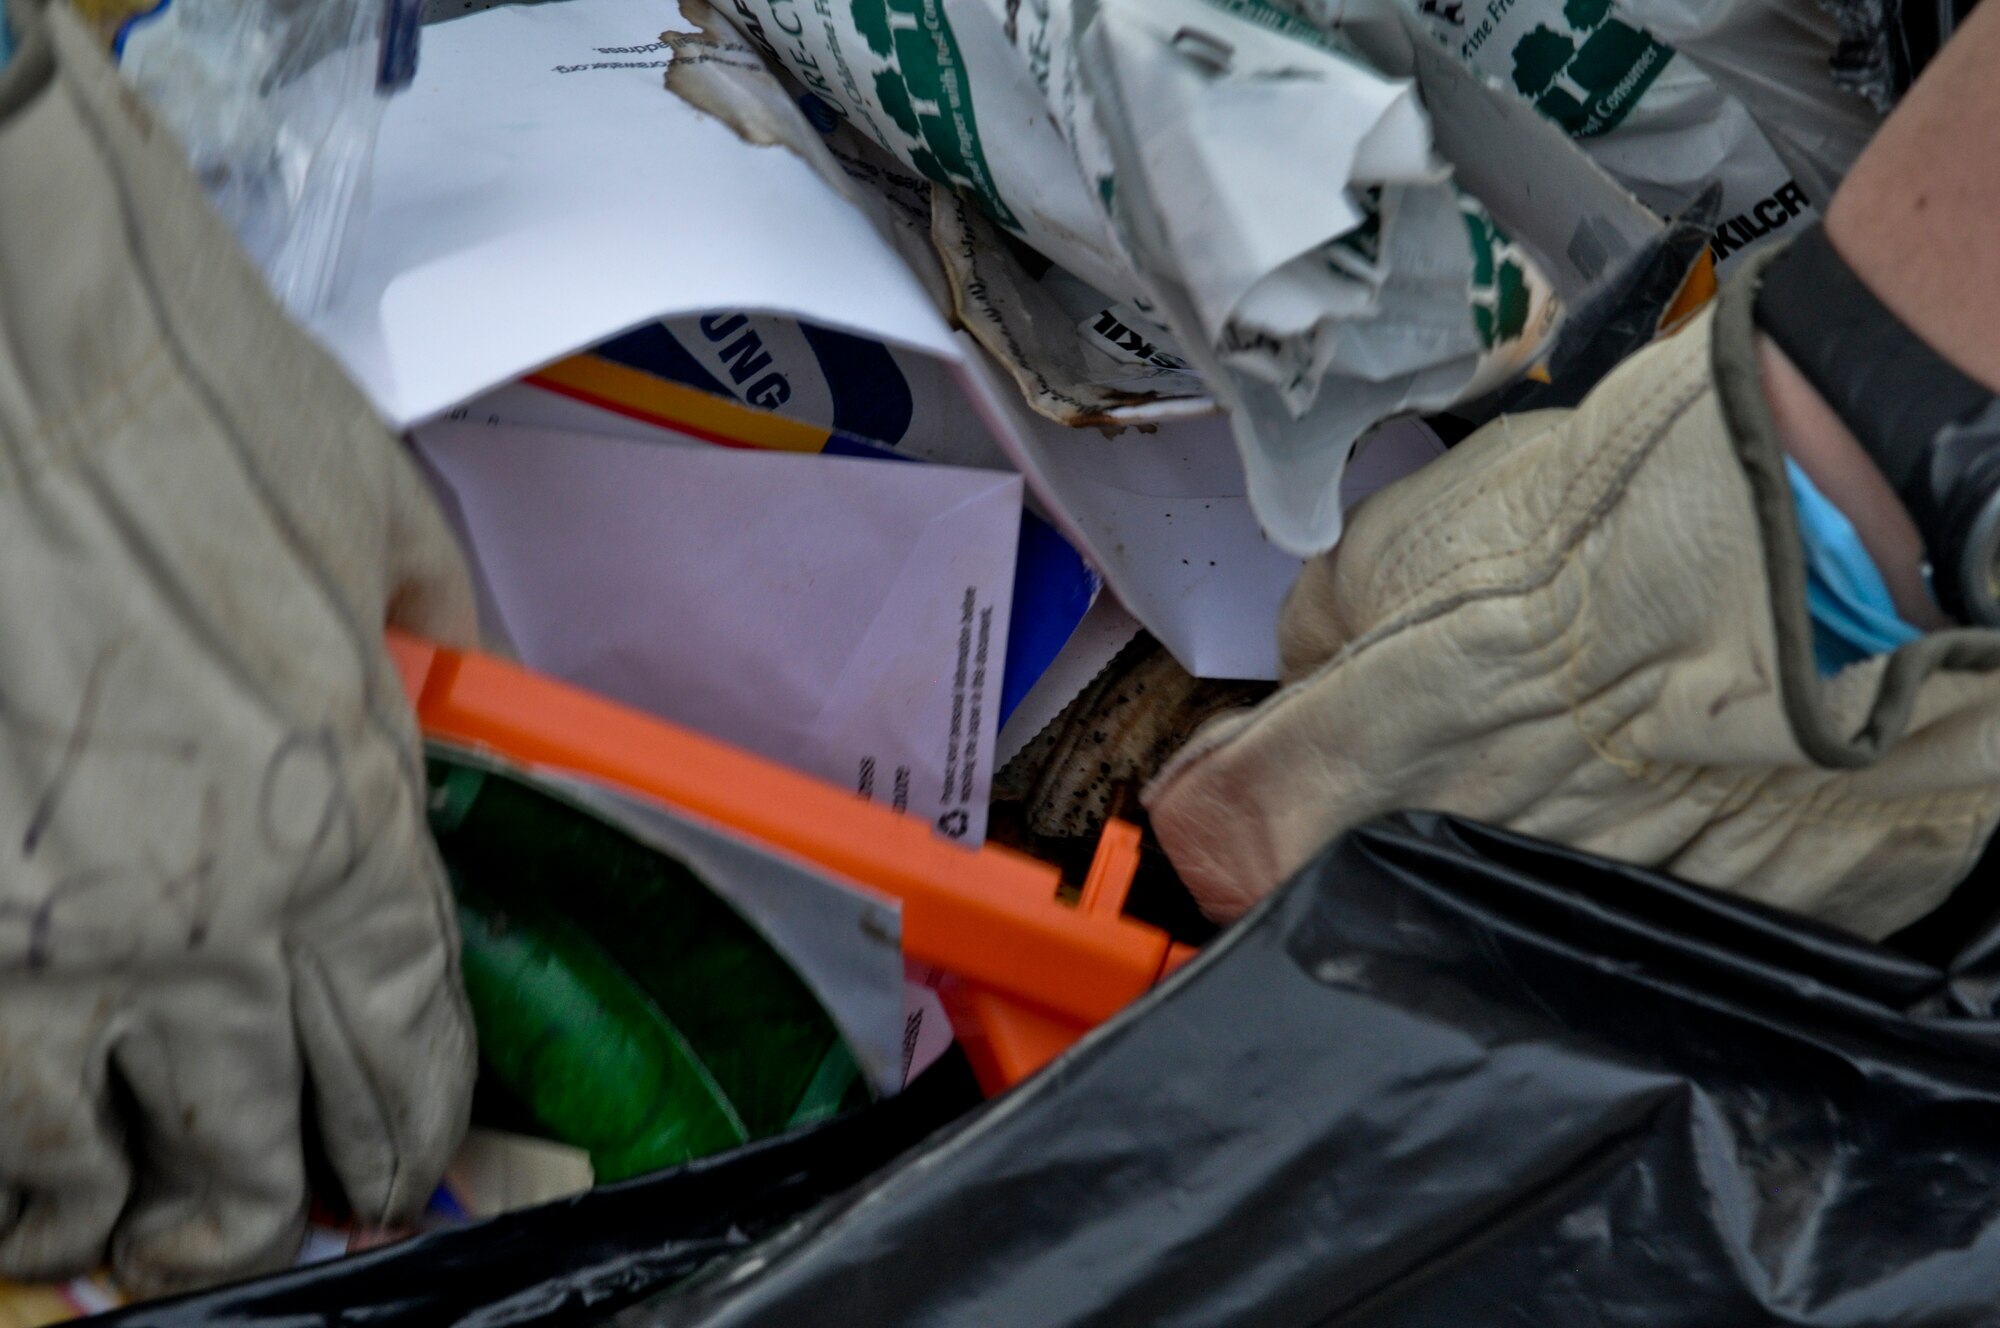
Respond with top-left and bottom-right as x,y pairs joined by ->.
51,8 -> 420,787
1341,342 -> 2000,822
1560,529 -> 2000,827
2,344 -> 171,483
1357,361 -> 1700,648
289,940 -> 404,1223
1362,357 -> 1694,610
1147,366 -> 1706,814
1163,383 -> 2000,832
1148,358 -> 1705,808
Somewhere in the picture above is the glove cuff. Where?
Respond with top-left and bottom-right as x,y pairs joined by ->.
1711,242 -> 2000,768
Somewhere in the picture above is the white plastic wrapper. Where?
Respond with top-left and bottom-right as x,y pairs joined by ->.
1320,0 -> 1820,267
711,0 -> 1561,555
100,0 -> 418,314
1604,0 -> 1880,204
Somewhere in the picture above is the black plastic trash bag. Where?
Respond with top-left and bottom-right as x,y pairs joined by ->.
79,1051 -> 982,1328
629,812 -> 2000,1327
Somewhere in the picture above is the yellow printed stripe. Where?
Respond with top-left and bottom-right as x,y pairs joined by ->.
526,356 -> 831,454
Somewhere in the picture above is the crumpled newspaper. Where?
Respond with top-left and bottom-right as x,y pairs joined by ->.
703,0 -> 1561,555
1352,0 -> 1819,267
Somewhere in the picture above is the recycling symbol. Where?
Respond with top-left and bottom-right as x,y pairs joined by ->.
936,809 -> 970,839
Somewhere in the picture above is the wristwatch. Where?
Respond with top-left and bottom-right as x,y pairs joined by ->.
1755,221 -> 2000,626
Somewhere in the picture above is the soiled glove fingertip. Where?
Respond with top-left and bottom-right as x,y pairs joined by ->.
108,1203 -> 306,1302
290,930 -> 476,1227
367,1005 -> 475,1225
0,1190 -> 126,1288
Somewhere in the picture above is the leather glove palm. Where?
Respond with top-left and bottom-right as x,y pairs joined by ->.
1148,249 -> 2000,940
0,0 -> 477,1295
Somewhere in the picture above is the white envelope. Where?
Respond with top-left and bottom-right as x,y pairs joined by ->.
312,0 -> 958,429
415,421 -> 1021,845
962,340 -> 1447,679
311,0 -> 1439,681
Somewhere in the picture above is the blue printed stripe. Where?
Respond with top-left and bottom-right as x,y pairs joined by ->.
595,324 -> 733,400
1002,514 -> 1098,726
800,321 -> 916,447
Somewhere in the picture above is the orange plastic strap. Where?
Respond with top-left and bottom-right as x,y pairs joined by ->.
392,634 -> 1170,1039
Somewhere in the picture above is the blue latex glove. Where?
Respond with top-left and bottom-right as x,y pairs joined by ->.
1786,456 -> 1925,675
0,0 -> 13,71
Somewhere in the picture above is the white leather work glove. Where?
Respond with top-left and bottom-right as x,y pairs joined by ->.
1146,246 -> 2000,940
0,0 -> 478,1296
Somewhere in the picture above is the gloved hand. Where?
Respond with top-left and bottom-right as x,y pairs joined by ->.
0,0 -> 477,1296
1146,245 -> 2000,940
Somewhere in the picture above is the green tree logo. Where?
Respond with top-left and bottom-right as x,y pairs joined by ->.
875,69 -> 919,136
854,0 -> 893,56
1508,0 -> 1673,138
846,0 -> 1020,228
1511,26 -> 1579,104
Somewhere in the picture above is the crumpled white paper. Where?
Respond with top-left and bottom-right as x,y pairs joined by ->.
717,0 -> 1561,554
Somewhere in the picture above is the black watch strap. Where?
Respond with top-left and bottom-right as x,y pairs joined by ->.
1753,221 -> 1992,501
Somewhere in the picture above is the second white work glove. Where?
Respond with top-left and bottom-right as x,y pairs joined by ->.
0,0 -> 478,1295
1147,246 -> 2000,941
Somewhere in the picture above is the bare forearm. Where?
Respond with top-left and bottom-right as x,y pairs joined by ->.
1826,0 -> 2000,394
1762,0 -> 2000,627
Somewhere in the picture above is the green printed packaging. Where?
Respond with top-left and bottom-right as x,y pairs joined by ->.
704,0 -> 1563,555
1392,0 -> 1818,266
